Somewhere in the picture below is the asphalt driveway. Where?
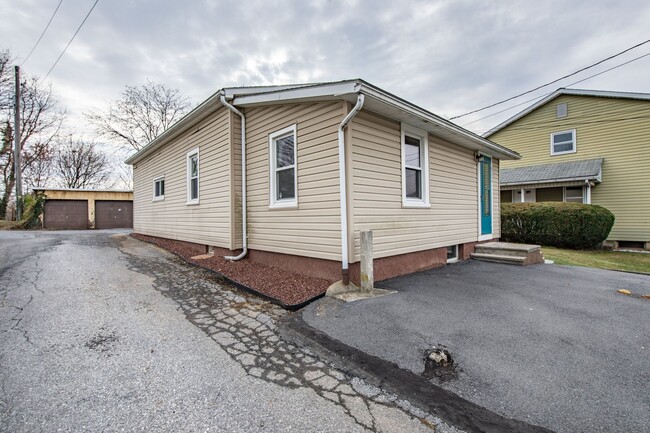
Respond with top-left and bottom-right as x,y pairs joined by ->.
302,260 -> 650,433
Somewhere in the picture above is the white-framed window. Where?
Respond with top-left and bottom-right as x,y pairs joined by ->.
269,125 -> 298,208
401,123 -> 430,207
564,186 -> 584,203
447,245 -> 459,263
550,129 -> 576,155
153,176 -> 165,201
186,148 -> 199,204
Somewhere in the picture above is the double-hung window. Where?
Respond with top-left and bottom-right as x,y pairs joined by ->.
269,125 -> 297,208
153,176 -> 165,201
551,130 -> 576,155
401,124 -> 429,207
187,148 -> 199,204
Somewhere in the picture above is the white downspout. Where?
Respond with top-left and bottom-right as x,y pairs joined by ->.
220,94 -> 248,261
338,94 -> 365,285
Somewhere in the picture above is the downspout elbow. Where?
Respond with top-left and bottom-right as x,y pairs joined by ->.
220,94 -> 248,261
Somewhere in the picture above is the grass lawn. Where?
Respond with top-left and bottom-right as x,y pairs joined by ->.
542,246 -> 650,274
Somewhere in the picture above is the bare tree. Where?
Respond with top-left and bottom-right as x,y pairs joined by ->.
86,80 -> 191,151
54,138 -> 110,189
0,49 -> 65,218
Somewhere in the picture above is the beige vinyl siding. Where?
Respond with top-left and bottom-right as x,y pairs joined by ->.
133,106 -> 234,248
490,95 -> 650,241
349,110 -> 483,261
245,101 -> 345,260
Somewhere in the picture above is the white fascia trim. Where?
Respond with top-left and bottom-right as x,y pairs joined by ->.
232,82 -> 359,106
186,148 -> 200,205
357,83 -> 520,160
152,175 -> 165,201
401,122 -> 430,207
268,124 -> 298,209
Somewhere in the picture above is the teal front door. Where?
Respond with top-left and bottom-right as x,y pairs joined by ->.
480,156 -> 492,236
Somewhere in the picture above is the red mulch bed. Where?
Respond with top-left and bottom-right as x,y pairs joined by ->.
131,233 -> 333,307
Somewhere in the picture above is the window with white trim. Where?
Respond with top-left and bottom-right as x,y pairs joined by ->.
551,129 -> 576,155
401,124 -> 429,207
153,176 -> 165,201
447,245 -> 458,263
269,125 -> 297,208
187,149 -> 199,204
564,186 -> 584,203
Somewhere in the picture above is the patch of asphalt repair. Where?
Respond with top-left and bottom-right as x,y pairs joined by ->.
117,235 -> 463,433
280,314 -> 553,433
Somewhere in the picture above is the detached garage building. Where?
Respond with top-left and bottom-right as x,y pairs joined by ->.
34,188 -> 133,230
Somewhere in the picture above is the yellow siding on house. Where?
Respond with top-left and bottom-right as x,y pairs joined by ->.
348,110 -> 487,261
490,95 -> 650,241
244,101 -> 345,260
132,106 -> 235,248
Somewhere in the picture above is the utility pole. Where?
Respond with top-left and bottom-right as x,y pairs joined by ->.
14,65 -> 22,221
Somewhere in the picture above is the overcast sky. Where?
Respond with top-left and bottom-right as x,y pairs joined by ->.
2,0 -> 649,143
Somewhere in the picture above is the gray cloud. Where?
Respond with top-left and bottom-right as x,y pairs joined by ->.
2,0 -> 649,138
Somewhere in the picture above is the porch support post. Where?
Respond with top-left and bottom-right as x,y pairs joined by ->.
585,182 -> 592,204
520,187 -> 525,202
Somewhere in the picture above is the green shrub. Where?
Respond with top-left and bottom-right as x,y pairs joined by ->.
501,202 -> 615,249
12,192 -> 46,230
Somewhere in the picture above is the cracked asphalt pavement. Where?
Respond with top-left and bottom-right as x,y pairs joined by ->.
0,230 -> 463,433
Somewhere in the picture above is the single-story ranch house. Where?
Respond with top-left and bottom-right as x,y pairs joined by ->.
126,79 -> 520,285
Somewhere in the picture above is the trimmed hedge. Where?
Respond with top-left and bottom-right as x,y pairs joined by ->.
501,202 -> 615,249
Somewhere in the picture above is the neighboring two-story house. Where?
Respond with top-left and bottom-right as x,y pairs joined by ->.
485,89 -> 650,250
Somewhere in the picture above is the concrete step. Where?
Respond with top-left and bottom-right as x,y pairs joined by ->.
475,242 -> 541,258
471,253 -> 527,265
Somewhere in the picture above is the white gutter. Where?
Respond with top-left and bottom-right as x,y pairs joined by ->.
338,94 -> 365,285
219,94 -> 248,261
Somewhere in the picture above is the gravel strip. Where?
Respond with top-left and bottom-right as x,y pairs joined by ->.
131,233 -> 333,306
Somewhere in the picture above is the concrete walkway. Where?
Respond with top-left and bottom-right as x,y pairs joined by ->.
301,260 -> 650,433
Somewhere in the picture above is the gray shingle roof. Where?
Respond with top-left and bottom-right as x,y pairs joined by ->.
501,158 -> 603,186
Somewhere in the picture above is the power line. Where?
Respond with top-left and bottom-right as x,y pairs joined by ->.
450,38 -> 650,120
42,0 -> 100,81
466,51 -> 650,131
21,0 -> 64,67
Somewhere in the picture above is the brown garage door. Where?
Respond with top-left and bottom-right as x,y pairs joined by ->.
44,200 -> 88,230
95,200 -> 133,229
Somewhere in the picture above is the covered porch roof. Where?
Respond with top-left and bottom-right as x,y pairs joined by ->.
501,158 -> 603,188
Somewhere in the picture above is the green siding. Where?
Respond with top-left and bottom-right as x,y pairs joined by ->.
490,95 -> 650,242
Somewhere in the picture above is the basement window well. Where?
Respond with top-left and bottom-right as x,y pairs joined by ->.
447,245 -> 459,263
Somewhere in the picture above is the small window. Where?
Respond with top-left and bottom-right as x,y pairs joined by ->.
153,177 -> 165,201
556,103 -> 568,118
401,124 -> 429,207
565,186 -> 584,203
551,130 -> 576,155
447,245 -> 458,263
187,148 -> 199,204
269,125 -> 297,208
